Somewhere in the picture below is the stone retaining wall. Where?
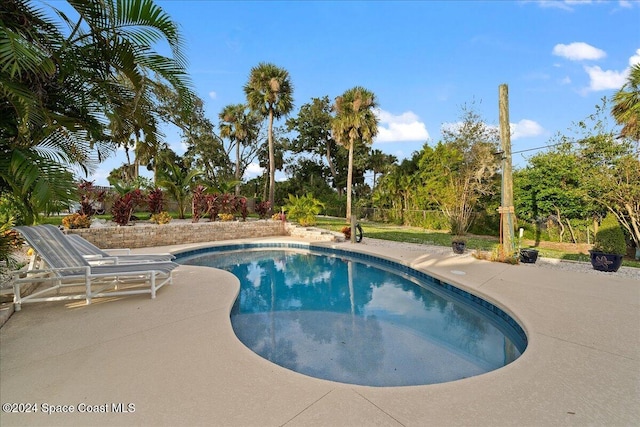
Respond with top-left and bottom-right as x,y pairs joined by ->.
68,220 -> 288,249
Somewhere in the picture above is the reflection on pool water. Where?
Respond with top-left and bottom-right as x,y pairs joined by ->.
179,248 -> 527,387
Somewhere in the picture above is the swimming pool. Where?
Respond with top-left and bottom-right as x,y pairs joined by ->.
177,244 -> 527,387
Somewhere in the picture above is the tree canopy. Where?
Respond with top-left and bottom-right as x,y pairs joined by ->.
0,0 -> 193,223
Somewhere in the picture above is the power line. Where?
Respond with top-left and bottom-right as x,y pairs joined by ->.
511,139 -> 583,155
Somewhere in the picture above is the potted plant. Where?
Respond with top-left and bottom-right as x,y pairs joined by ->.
590,214 -> 627,272
517,228 -> 538,264
519,248 -> 539,264
451,235 -> 467,254
341,226 -> 351,240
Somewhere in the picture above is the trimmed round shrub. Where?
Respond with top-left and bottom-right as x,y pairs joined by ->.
593,214 -> 627,255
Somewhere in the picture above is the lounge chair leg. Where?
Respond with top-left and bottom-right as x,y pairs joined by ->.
85,274 -> 91,305
151,273 -> 156,299
13,282 -> 22,311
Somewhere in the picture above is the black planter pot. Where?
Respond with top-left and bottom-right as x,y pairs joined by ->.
589,251 -> 624,272
452,241 -> 466,254
519,249 -> 539,264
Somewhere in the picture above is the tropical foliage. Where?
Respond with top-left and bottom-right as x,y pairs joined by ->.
283,193 -> 325,227
612,64 -> 640,141
0,0 -> 193,224
156,161 -> 203,219
2,2 -> 638,266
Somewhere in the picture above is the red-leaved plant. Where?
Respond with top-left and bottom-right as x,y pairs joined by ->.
77,180 -> 105,216
255,201 -> 271,219
237,197 -> 248,221
191,185 -> 208,223
205,193 -> 219,221
147,188 -> 164,215
111,189 -> 144,226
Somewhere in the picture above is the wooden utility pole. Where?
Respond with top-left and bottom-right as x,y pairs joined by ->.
499,84 -> 516,254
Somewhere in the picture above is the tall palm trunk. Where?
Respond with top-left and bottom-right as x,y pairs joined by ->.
268,109 -> 275,212
346,142 -> 354,220
235,140 -> 241,195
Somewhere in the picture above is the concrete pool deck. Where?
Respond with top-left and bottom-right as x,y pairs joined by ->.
1,237 -> 638,426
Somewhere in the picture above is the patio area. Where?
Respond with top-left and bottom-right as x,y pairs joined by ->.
1,237 -> 638,426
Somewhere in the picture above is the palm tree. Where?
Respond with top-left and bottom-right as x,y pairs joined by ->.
332,87 -> 379,220
157,162 -> 203,219
0,0 -> 192,223
109,75 -> 163,183
1,0 -> 107,222
612,64 -> 640,142
219,104 -> 260,195
369,149 -> 397,189
244,63 -> 293,211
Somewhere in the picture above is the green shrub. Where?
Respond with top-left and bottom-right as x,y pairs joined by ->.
593,214 -> 627,255
284,193 -> 325,227
0,194 -> 25,225
0,217 -> 22,277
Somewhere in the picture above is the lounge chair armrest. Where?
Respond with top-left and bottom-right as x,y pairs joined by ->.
103,248 -> 131,255
85,256 -> 120,265
12,265 -> 91,280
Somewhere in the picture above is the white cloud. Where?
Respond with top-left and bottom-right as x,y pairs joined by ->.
552,42 -> 606,61
535,0 -> 596,11
629,48 -> 640,66
87,168 -> 112,186
578,49 -> 639,93
243,162 -> 264,179
511,119 -> 544,140
560,76 -> 572,84
535,1 -> 574,11
584,65 -> 627,91
208,91 -> 217,100
374,109 -> 430,143
535,0 -> 636,11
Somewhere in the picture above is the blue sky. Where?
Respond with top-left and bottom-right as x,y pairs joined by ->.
84,0 -> 640,185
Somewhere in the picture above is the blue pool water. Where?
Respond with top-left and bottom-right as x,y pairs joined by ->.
178,246 -> 527,387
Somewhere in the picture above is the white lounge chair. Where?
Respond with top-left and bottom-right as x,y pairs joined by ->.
62,228 -> 174,264
11,225 -> 178,310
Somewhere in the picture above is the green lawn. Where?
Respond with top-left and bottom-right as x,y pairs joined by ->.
314,217 -> 640,268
